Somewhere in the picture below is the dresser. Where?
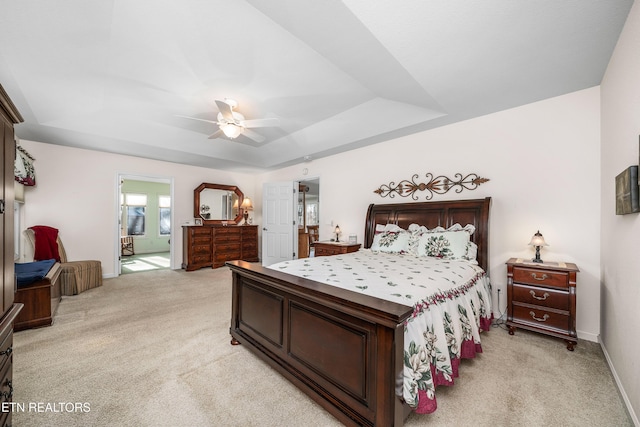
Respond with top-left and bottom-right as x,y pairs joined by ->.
506,258 -> 579,350
0,84 -> 24,427
182,225 -> 259,271
313,241 -> 361,257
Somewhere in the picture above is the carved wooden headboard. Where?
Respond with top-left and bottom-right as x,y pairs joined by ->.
364,197 -> 491,272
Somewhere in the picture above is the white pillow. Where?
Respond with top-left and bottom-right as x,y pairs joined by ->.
371,231 -> 410,253
423,223 -> 475,235
407,223 -> 429,256
375,223 -> 405,234
465,241 -> 478,262
407,223 -> 476,257
417,230 -> 470,259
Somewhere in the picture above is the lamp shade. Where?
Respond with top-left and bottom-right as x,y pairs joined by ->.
528,230 -> 548,247
240,198 -> 253,211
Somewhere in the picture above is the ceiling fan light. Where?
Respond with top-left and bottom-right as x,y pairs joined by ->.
220,123 -> 243,139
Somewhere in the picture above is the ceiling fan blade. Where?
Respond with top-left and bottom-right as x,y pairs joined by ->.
215,100 -> 234,121
240,117 -> 280,128
242,129 -> 266,143
207,129 -> 224,139
176,115 -> 218,125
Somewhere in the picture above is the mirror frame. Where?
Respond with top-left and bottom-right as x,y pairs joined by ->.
194,183 -> 244,225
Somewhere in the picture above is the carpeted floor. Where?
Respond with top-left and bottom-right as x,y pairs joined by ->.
11,268 -> 633,427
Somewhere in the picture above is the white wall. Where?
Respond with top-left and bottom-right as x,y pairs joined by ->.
257,87 -> 602,341
18,140 -> 256,277
600,1 -> 640,423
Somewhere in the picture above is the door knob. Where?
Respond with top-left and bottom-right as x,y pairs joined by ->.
263,227 -> 268,231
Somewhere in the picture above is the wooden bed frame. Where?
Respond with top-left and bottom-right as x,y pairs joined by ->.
226,197 -> 491,426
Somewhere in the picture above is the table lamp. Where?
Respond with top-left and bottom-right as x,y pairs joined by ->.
241,198 -> 253,225
528,230 -> 548,263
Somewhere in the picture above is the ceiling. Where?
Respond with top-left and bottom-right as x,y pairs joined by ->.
0,1 -> 633,173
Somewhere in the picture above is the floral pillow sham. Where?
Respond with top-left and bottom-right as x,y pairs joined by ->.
371,230 -> 411,253
416,230 -> 470,259
407,223 -> 477,261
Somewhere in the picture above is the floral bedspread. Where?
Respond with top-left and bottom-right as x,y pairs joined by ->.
268,249 -> 492,414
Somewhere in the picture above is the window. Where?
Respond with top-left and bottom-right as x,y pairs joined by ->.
125,193 -> 147,236
159,195 -> 171,236
306,202 -> 318,226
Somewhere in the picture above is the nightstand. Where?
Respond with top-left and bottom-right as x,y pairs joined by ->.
313,241 -> 361,257
506,258 -> 579,351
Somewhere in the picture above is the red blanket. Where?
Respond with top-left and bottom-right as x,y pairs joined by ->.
29,225 -> 61,262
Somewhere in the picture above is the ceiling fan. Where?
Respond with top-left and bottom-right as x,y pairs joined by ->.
179,98 -> 279,143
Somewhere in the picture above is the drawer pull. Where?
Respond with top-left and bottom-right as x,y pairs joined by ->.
0,346 -> 12,357
531,273 -> 549,281
530,311 -> 550,322
529,290 -> 550,301
1,380 -> 13,399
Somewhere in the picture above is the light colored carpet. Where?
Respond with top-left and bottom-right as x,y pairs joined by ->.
11,268 -> 633,427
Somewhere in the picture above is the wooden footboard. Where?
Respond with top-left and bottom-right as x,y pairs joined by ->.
227,260 -> 413,427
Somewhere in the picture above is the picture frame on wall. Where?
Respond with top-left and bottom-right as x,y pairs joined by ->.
615,165 -> 639,215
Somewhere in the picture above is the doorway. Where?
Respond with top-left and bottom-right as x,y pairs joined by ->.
297,178 -> 319,259
116,174 -> 174,276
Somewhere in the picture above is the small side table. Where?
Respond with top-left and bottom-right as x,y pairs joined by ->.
506,258 -> 579,350
313,241 -> 361,257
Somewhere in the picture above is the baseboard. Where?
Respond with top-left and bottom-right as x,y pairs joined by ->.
599,338 -> 639,426
577,330 -> 598,343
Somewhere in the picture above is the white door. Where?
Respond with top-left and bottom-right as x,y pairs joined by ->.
262,181 -> 298,266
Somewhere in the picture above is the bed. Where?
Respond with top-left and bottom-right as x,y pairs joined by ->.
226,197 -> 491,426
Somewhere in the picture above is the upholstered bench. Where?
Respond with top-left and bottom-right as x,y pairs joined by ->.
25,228 -> 103,296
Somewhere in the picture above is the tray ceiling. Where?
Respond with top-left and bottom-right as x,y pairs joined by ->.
0,0 -> 633,172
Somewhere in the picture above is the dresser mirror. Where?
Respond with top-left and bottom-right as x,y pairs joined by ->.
194,183 -> 244,225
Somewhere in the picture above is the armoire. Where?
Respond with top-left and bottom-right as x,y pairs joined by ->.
0,83 -> 24,426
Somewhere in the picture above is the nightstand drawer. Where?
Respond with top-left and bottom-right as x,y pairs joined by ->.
314,247 -> 335,256
512,284 -> 569,311
512,304 -> 570,333
313,242 -> 361,257
513,267 -> 569,289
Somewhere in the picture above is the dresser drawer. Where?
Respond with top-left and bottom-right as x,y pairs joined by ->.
191,227 -> 211,236
192,254 -> 212,264
513,267 -> 569,289
512,304 -> 570,333
192,236 -> 211,246
214,243 -> 241,261
241,227 -> 258,238
0,331 -> 12,373
0,354 -> 12,406
214,228 -> 241,242
193,243 -> 211,254
242,240 -> 257,250
512,284 -> 569,311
